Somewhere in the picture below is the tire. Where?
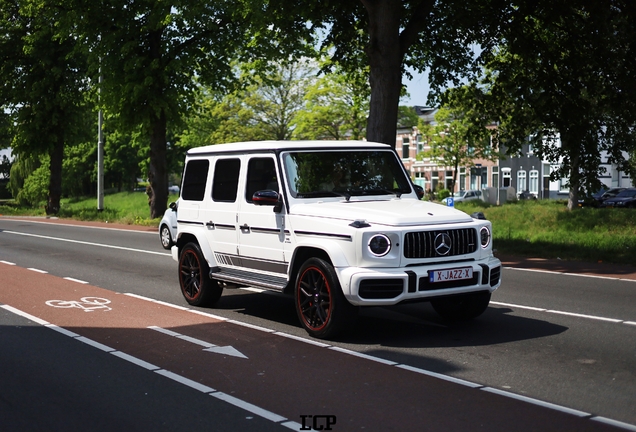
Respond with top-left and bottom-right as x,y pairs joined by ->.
294,257 -> 357,339
431,291 -> 491,322
178,242 -> 222,306
160,224 -> 173,249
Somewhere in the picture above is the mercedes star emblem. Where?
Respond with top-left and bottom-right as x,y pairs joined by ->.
434,233 -> 452,256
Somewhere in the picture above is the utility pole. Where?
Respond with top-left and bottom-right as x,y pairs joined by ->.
97,69 -> 104,212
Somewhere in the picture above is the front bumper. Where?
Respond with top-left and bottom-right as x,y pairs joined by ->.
336,256 -> 502,306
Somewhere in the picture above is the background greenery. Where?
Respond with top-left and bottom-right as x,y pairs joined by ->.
2,193 -> 634,266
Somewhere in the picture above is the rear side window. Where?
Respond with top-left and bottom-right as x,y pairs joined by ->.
212,158 -> 241,202
181,159 -> 209,201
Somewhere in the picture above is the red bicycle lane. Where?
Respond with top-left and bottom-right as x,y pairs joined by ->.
0,263 -> 624,432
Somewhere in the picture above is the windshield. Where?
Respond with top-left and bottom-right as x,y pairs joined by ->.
616,189 -> 636,198
283,150 -> 412,199
453,191 -> 466,198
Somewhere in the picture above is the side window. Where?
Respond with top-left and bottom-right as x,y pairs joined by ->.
245,157 -> 278,203
212,158 -> 241,202
181,159 -> 209,201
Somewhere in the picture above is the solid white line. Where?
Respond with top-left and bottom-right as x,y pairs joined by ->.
329,346 -> 399,366
27,267 -> 48,274
210,392 -> 288,423
0,217 -> 158,235
273,331 -> 331,347
396,364 -> 483,388
155,369 -> 216,394
0,260 -> 16,265
491,301 -> 547,312
227,320 -> 276,333
281,421 -> 305,431
481,387 -> 591,417
0,304 -> 50,325
76,336 -> 116,353
148,325 -> 181,337
505,266 -> 636,283
2,230 -> 170,256
63,277 -> 89,284
187,309 -> 229,321
591,416 -> 636,432
111,351 -> 160,371
491,301 -> 630,324
625,321 -> 636,326
45,324 -> 80,338
546,309 -> 623,323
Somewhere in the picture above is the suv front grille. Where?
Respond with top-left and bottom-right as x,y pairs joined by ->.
403,228 -> 477,259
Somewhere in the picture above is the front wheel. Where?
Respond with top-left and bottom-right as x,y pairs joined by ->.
294,258 -> 357,339
160,224 -> 173,249
431,291 -> 491,322
178,243 -> 222,306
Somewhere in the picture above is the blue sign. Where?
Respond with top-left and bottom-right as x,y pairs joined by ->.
446,197 -> 454,207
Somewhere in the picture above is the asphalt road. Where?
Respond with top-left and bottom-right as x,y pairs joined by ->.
1,217 -> 635,431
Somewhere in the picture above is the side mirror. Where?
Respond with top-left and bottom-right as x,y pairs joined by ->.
413,184 -> 424,200
253,190 -> 279,206
253,190 -> 284,213
169,201 -> 177,211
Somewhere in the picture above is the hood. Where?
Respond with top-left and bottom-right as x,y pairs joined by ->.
289,199 -> 474,226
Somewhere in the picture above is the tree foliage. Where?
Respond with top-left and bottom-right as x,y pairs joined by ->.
445,0 -> 636,209
294,68 -> 370,141
0,0 -> 91,213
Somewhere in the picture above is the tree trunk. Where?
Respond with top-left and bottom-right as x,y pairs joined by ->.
46,137 -> 64,215
148,109 -> 168,219
362,0 -> 403,144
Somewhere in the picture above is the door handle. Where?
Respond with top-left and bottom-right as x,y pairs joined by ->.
240,224 -> 250,233
205,221 -> 214,228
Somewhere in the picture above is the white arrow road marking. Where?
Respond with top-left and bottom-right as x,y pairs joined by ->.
148,325 -> 248,359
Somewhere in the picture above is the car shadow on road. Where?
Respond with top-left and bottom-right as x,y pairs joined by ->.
211,290 -> 568,352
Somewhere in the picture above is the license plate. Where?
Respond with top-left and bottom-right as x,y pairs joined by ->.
429,267 -> 473,283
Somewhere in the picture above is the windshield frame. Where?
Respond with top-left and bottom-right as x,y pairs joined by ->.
281,149 -> 414,200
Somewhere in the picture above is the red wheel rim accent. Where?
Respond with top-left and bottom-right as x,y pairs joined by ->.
297,266 -> 332,331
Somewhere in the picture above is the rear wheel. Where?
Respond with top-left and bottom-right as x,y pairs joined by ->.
178,243 -> 222,306
431,291 -> 491,322
294,257 -> 357,339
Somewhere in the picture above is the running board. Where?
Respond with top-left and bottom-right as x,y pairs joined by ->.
210,267 -> 287,292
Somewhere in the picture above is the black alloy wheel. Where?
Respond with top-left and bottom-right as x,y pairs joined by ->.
295,257 -> 357,339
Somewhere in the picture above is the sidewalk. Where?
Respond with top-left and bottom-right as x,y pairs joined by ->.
3,215 -> 636,281
495,252 -> 636,281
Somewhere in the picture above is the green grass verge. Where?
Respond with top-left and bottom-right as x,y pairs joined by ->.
457,200 -> 636,266
2,193 -> 635,266
0,191 -> 179,227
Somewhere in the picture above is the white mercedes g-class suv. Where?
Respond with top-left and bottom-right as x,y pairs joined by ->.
173,141 -> 501,339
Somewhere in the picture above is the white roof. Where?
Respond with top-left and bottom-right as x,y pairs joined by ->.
187,140 -> 391,155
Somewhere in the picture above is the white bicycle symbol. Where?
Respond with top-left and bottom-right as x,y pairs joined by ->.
46,297 -> 112,312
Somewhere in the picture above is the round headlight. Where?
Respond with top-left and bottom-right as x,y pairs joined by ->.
480,226 -> 491,248
368,234 -> 391,257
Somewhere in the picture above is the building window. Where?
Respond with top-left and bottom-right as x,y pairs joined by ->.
529,170 -> 539,195
416,134 -> 423,153
517,170 -> 527,192
492,166 -> 499,189
431,170 -> 439,192
502,168 -> 511,187
402,137 -> 410,159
